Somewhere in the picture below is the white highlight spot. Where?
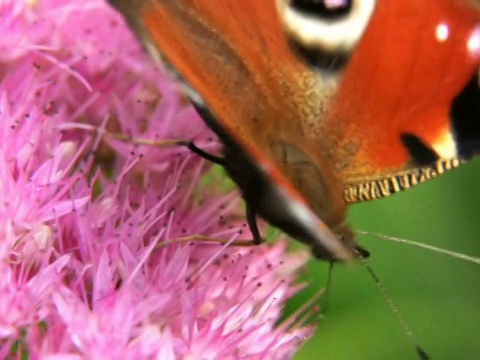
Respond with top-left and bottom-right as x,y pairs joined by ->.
435,23 -> 449,42
325,0 -> 349,9
467,24 -> 480,59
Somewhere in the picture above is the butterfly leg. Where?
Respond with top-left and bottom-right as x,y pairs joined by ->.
188,103 -> 264,246
164,205 -> 263,248
246,204 -> 263,245
184,141 -> 263,246
182,141 -> 227,166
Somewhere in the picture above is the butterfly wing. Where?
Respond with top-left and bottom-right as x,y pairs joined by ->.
271,0 -> 480,203
290,0 -> 480,201
109,0 -> 480,258
109,0 -> 357,260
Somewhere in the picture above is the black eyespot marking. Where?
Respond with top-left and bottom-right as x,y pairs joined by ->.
290,0 -> 352,19
400,133 -> 439,166
451,73 -> 480,158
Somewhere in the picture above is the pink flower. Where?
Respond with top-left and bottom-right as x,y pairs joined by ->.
0,0 -> 314,358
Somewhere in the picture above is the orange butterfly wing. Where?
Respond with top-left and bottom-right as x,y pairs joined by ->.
112,0 -> 354,228
329,0 -> 480,178
112,0 -> 480,186
109,0 -> 480,258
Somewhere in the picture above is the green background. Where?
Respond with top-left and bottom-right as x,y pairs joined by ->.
288,159 -> 480,360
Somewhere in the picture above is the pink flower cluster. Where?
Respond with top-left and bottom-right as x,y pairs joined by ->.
0,0 -> 313,358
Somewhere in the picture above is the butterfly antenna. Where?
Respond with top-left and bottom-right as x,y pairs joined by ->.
354,249 -> 430,360
356,230 -> 480,265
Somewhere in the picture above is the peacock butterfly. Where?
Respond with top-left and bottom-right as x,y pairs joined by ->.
107,0 -> 480,262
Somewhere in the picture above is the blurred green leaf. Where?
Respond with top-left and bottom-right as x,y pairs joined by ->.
290,159 -> 480,360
